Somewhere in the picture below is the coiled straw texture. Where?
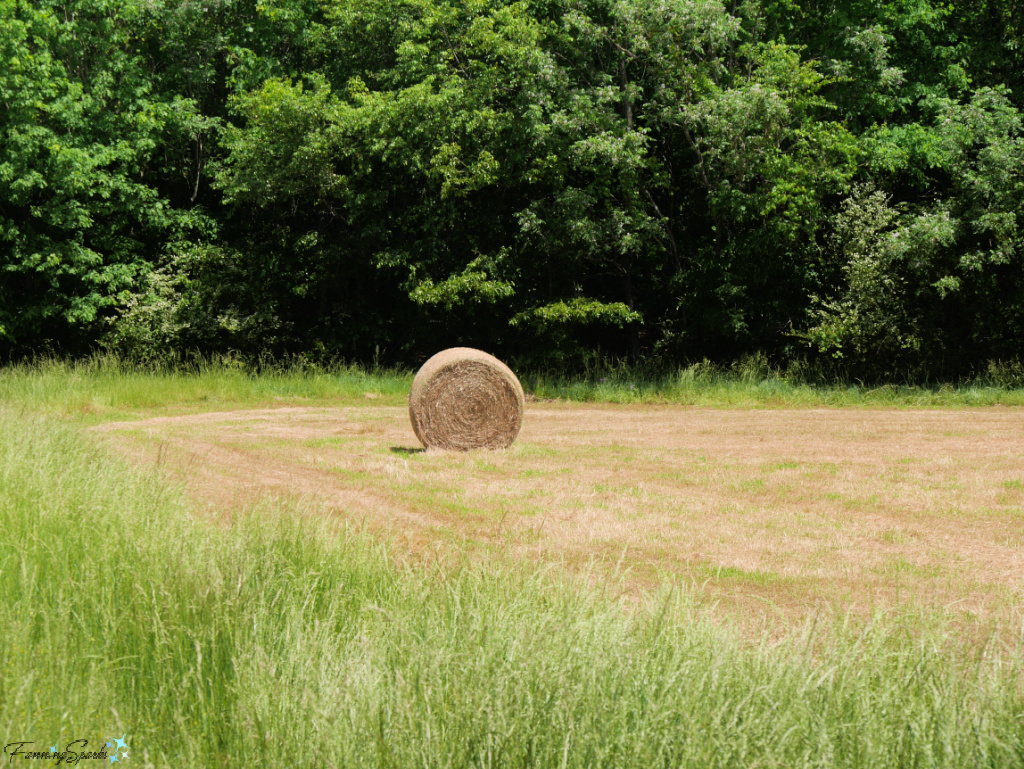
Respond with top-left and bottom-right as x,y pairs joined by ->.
409,347 -> 525,450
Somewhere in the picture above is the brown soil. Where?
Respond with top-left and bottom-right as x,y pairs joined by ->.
92,404 -> 1024,626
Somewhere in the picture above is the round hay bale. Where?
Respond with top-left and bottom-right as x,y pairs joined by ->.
409,347 -> 524,451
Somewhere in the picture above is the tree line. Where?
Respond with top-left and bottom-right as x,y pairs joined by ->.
2,0 -> 1023,378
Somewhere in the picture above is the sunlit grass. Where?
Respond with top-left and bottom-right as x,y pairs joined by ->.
524,359 -> 1024,407
3,355 -> 1024,424
0,355 -> 413,420
0,409 -> 1022,768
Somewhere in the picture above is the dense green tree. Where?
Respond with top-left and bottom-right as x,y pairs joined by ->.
0,0 -> 213,354
2,0 -> 1023,377
807,87 -> 1024,378
214,0 -> 863,364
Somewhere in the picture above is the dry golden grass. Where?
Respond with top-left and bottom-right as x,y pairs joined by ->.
93,403 -> 1024,630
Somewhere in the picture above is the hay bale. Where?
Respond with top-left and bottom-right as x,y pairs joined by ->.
409,347 -> 524,450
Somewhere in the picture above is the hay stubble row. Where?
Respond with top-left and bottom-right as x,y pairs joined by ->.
94,403 -> 1024,626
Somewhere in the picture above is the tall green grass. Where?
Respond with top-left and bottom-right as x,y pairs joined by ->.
5,355 -> 1023,421
1,409 -> 1022,767
0,355 -> 414,419
524,355 -> 1024,407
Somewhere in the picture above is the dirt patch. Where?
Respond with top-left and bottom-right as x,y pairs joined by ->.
92,404 -> 1024,625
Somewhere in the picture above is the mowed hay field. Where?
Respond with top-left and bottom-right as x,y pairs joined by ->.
3,362 -> 1024,767
94,401 -> 1024,628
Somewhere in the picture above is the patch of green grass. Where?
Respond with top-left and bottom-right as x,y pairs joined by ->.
880,528 -> 910,545
470,458 -> 505,473
843,494 -> 881,511
877,557 -> 946,579
736,477 -> 767,493
514,443 -> 559,459
5,356 -> 1024,425
303,436 -> 355,449
523,358 -> 1024,408
693,563 -> 792,587
763,460 -> 800,472
0,355 -> 412,420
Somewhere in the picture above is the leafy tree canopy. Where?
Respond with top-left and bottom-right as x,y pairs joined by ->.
3,0 -> 1023,380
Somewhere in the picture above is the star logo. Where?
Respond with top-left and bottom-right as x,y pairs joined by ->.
49,746 -> 57,754
106,734 -> 129,762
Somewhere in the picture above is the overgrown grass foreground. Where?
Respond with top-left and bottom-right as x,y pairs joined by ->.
3,355 -> 1024,420
1,408 -> 1022,767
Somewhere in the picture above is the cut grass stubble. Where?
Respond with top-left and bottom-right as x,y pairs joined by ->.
92,403 -> 1024,630
1,410 -> 1023,768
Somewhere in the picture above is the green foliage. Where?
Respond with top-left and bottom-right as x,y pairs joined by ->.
102,244 -> 285,359
801,186 -> 938,374
3,0 -> 1024,378
511,298 -> 642,332
983,358 -> 1024,389
409,254 -> 515,310
666,38 -> 860,355
0,0 -> 214,354
510,298 -> 643,366
803,86 -> 1024,379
